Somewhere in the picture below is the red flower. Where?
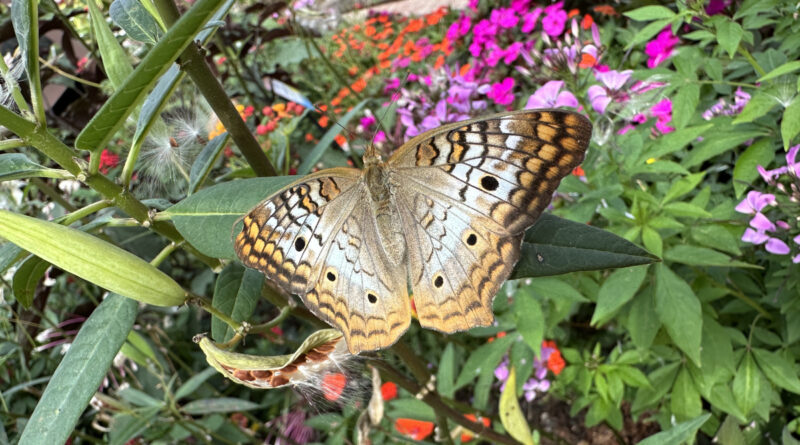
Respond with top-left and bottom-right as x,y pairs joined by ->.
461,414 -> 491,442
322,372 -> 347,401
395,418 -> 434,440
256,124 -> 269,135
99,149 -> 119,173
381,382 -> 398,400
547,349 -> 565,375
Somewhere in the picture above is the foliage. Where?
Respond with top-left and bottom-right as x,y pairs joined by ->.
1,0 -> 800,443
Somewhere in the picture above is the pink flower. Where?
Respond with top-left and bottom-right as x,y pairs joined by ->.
750,212 -> 776,232
488,77 -> 516,105
521,8 -> 543,33
510,0 -> 530,13
491,7 -> 519,29
542,2 -> 567,37
735,191 -> 776,214
645,28 -> 680,68
766,238 -> 790,255
651,98 -> 674,134
446,14 -> 472,40
525,80 -> 578,109
757,144 -> 800,183
742,228 -> 769,245
587,69 -> 633,113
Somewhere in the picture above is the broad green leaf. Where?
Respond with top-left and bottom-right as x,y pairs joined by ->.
118,387 -> 163,407
211,264 -> 263,342
297,100 -> 367,175
733,352 -> 760,415
513,288 -> 544,356
87,0 -> 134,89
0,211 -> 185,306
641,226 -> 662,258
629,160 -> 689,175
133,63 -> 182,144
783,426 -> 800,445
76,0 -> 228,152
715,416 -> 746,445
0,153 -> 72,181
387,399 -> 435,422
189,134 -> 229,193
690,224 -> 742,256
683,130 -> 765,168
626,18 -> 673,50
781,97 -> 800,149
120,330 -> 157,369
637,413 -> 711,445
0,242 -> 25,273
454,334 -> 513,390
733,92 -> 776,124
18,294 -> 137,445
164,176 -> 297,259
591,265 -> 648,326
499,367 -> 534,445
671,367 -> 702,420
110,0 -> 161,45
513,214 -> 658,278
644,124 -> 713,161
632,362 -> 680,412
707,384 -> 746,422
715,19 -> 743,58
11,255 -> 49,308
664,245 -> 760,268
662,172 -> 705,205
436,343 -> 455,398
627,288 -> 660,350
655,264 -> 702,366
732,138 -> 775,197
174,367 -> 218,400
671,83 -> 699,129
752,348 -> 800,394
662,202 -> 712,219
525,277 -> 588,303
109,407 -> 160,445
623,5 -> 675,20
181,398 -> 259,415
757,60 -> 800,82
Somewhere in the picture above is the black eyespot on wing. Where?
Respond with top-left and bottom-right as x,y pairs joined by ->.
434,275 -> 444,288
480,175 -> 499,191
367,293 -> 378,304
327,271 -> 336,282
294,237 -> 306,252
466,233 -> 477,246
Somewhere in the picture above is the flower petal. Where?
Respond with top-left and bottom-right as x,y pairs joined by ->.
765,238 -> 790,255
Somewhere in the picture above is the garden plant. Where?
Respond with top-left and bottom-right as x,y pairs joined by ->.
1,0 -> 800,443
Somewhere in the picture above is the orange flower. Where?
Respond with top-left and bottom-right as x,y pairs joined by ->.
331,97 -> 342,106
395,418 -> 434,440
319,115 -> 329,128
305,133 -> 314,142
572,166 -> 585,176
334,134 -> 347,146
543,341 -> 566,375
348,66 -> 359,76
351,78 -> 367,93
379,60 -> 391,69
460,63 -> 471,77
322,372 -> 347,401
461,414 -> 491,442
593,4 -> 617,15
365,25 -> 376,36
433,55 -> 445,69
425,7 -> 447,25
404,18 -> 424,33
381,382 -> 398,400
568,8 -> 580,18
579,53 -> 596,69
581,14 -> 594,29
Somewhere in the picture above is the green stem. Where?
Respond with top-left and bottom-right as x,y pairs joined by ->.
151,241 -> 183,267
122,136 -> 144,189
58,199 -> 112,226
38,56 -> 103,89
189,294 -> 242,331
0,139 -> 27,150
0,52 -> 32,114
249,306 -> 291,335
152,0 -> 277,177
19,0 -> 47,124
738,45 -> 767,78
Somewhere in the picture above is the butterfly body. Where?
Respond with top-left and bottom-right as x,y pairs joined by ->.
235,109 -> 592,353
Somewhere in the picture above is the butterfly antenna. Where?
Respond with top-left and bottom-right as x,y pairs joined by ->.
313,104 -> 359,148
370,70 -> 411,148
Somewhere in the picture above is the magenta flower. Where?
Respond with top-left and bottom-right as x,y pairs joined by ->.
510,0 -> 531,13
750,212 -> 776,232
521,8 -> 543,33
742,228 -> 769,245
525,80 -> 578,109
735,191 -> 776,214
488,77 -> 516,106
766,238 -> 791,255
587,69 -> 633,113
645,28 -> 680,68
446,14 -> 472,40
651,98 -> 674,134
706,0 -> 730,15
542,2 -> 567,37
757,144 -> 800,183
793,234 -> 800,263
491,7 -> 519,29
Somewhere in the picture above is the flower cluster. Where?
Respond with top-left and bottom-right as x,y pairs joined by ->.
703,87 -> 751,120
494,339 -> 565,402
738,145 -> 800,262
256,101 -> 305,136
644,27 -> 679,68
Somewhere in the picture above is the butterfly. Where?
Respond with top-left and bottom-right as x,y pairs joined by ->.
234,109 -> 592,354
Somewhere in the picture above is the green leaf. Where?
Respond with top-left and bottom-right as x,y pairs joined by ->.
133,63 -> 181,144
632,362 -> 679,412
655,264 -> 702,366
733,352 -> 761,415
591,265 -> 648,326
512,214 -> 658,279
671,84 -> 699,129
499,367 -> 535,445
513,288 -> 543,356
0,211 -> 185,306
211,264 -> 263,342
174,367 -> 218,400
690,224 -> 742,256
752,348 -> 800,394
181,398 -> 259,415
75,0 -> 227,152
644,124 -> 713,161
637,413 -> 711,445
733,92 -> 777,124
11,255 -> 49,308
626,18 -> 673,50
18,294 -> 137,445
525,277 -> 588,303
11,0 -> 44,121
627,288 -> 660,350
732,138 -> 775,197
623,5 -> 676,21
715,416 -> 746,445
757,60 -> 800,82
662,202 -> 712,219
0,153 -> 72,181
706,384 -> 746,422
189,134 -> 229,194
641,226 -> 662,258
164,176 -> 296,259
664,245 -> 760,268
715,19 -> 743,58
781,97 -> 800,149
110,0 -> 162,45
436,343 -> 455,398
387,399 -> 435,422
109,407 -> 160,445
662,172 -> 705,205
297,100 -> 367,175
629,160 -> 689,175
87,0 -> 134,89
0,242 -> 25,274
454,334 -> 513,390
683,130 -> 765,168
120,330 -> 158,369
671,367 -> 702,420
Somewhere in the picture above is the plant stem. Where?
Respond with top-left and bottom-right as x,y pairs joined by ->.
189,293 -> 242,331
38,56 -> 104,89
738,45 -> 766,78
151,241 -> 183,267
58,199 -> 112,226
0,139 -> 27,150
152,0 -> 277,177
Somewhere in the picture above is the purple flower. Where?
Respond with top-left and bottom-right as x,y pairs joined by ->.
651,98 -> 674,134
488,77 -> 516,106
757,144 -> 800,183
495,359 -> 509,381
360,115 -> 376,129
446,14 -> 472,40
794,234 -> 800,263
742,228 -> 769,245
542,2 -> 567,37
491,7 -> 519,29
521,8 -> 543,33
384,78 -> 400,93
523,378 -> 550,401
706,0 -> 730,15
766,238 -> 791,255
525,80 -> 578,109
750,212 -> 776,232
510,0 -> 530,13
587,69 -> 633,113
735,191 -> 776,214
645,28 -> 680,68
